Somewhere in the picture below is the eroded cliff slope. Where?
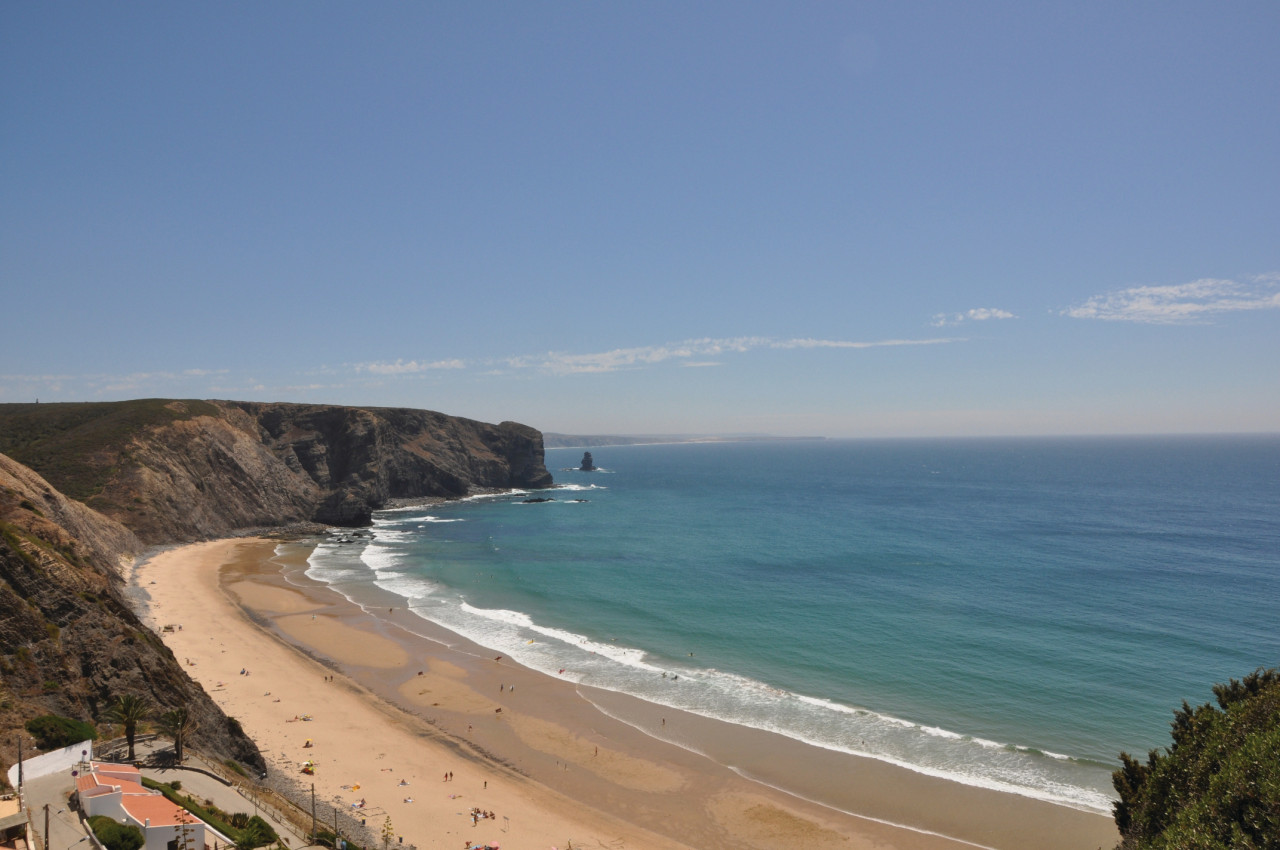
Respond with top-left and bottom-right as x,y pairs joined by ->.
0,454 -> 264,774
0,399 -> 553,544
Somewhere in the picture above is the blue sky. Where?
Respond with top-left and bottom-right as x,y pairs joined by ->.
3,2 -> 1277,437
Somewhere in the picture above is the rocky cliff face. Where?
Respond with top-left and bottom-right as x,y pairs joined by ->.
0,400 -> 553,544
238,402 -> 553,529
0,454 -> 264,775
0,399 -> 553,779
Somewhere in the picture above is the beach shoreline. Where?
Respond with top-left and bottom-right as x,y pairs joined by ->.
132,537 -> 1119,850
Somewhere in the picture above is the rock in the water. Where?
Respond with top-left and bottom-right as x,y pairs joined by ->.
580,451 -> 596,471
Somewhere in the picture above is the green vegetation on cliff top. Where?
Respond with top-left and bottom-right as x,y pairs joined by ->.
1113,667 -> 1280,849
0,399 -> 218,501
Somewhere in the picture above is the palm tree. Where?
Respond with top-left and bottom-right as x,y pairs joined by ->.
105,694 -> 152,762
156,706 -> 196,763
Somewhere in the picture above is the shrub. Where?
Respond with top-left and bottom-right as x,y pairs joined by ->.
237,815 -> 278,850
88,816 -> 145,850
25,715 -> 96,749
1113,667 -> 1280,849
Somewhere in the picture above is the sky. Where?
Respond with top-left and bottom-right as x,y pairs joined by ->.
2,2 -> 1278,438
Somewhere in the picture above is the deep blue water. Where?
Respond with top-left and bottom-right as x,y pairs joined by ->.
306,436 -> 1280,812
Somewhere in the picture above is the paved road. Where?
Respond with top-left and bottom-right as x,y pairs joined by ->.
19,772 -> 91,850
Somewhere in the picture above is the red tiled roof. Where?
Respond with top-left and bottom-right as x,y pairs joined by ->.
93,763 -> 140,775
78,764 -> 202,832
121,795 -> 188,828
76,774 -> 147,796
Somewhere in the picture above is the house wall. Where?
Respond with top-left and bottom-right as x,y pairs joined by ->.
6,740 -> 94,788
132,821 -> 204,850
79,789 -> 125,822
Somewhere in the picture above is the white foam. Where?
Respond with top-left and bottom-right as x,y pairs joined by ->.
433,599 -> 1114,810
457,489 -> 530,502
359,543 -> 401,572
372,571 -> 439,600
306,519 -> 1117,816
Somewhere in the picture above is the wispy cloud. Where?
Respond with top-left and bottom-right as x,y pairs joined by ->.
3,335 -> 963,401
1064,274 -> 1280,324
504,336 -> 959,375
931,308 -> 1016,327
358,358 -> 467,375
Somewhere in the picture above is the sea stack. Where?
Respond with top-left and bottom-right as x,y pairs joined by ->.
580,451 -> 596,471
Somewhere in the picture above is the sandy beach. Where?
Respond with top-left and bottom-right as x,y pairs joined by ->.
132,538 -> 1119,850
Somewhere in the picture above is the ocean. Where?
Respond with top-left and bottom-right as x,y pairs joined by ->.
303,436 -> 1280,815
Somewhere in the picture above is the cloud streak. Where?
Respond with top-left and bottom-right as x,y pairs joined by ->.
504,336 -> 960,375
4,335 -> 963,401
1064,275 -> 1280,324
358,358 -> 467,375
931,308 -> 1016,327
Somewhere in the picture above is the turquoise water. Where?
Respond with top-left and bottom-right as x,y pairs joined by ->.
306,436 -> 1280,813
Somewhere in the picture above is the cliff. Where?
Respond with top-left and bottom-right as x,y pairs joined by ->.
0,454 -> 264,775
0,399 -> 553,544
0,398 -> 552,778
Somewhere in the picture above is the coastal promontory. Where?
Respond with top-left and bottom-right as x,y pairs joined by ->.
0,399 -> 554,543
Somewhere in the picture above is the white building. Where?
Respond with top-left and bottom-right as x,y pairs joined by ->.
75,763 -> 231,850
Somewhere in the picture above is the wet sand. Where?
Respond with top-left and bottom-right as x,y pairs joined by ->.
134,538 -> 1119,850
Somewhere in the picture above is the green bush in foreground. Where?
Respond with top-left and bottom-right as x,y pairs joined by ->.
1113,667 -> 1280,849
88,816 -> 144,850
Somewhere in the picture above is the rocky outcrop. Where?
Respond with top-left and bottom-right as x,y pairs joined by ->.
0,400 -> 553,545
0,455 -> 264,774
580,452 -> 596,471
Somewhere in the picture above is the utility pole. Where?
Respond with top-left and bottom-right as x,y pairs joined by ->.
333,806 -> 340,849
44,804 -> 50,850
311,783 -> 317,842
16,738 -> 22,791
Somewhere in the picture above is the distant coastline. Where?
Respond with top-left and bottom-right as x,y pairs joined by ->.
542,432 -> 827,448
